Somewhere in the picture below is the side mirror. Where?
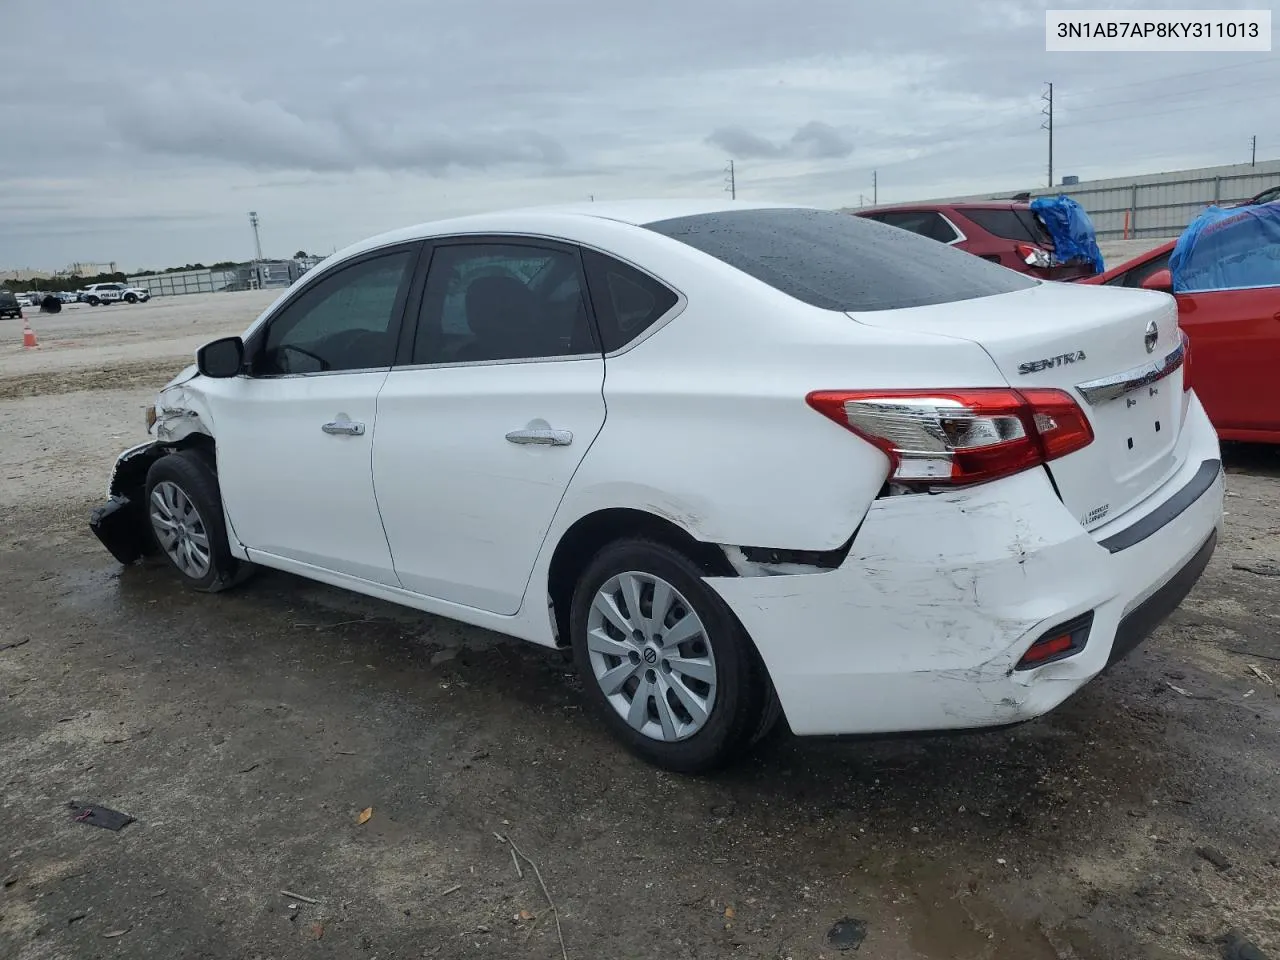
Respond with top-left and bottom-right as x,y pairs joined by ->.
1141,268 -> 1172,292
196,336 -> 244,378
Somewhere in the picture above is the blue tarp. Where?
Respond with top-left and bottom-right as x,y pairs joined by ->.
1030,195 -> 1105,273
1170,202 -> 1280,293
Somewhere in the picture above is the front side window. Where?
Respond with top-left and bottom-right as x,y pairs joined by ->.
255,250 -> 413,376
412,242 -> 596,364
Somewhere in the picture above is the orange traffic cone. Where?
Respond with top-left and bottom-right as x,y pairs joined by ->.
22,317 -> 38,349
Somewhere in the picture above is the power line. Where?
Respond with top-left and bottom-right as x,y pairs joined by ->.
1060,88 -> 1280,129
1060,71 -> 1280,117
1054,55 -> 1273,100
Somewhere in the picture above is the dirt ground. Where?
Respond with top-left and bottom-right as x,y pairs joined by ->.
1,293 -> 1278,960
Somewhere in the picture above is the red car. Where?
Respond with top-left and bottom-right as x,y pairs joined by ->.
1084,240 -> 1280,444
855,202 -> 1098,281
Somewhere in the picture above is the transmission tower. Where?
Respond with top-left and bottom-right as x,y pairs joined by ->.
1041,82 -> 1054,188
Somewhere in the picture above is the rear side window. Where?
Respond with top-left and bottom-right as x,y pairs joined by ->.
874,211 -> 960,243
963,208 -> 1051,245
581,249 -> 679,351
645,208 -> 1035,312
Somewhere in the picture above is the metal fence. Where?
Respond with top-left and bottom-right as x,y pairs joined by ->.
887,158 -> 1280,241
128,260 -> 307,298
127,268 -> 242,297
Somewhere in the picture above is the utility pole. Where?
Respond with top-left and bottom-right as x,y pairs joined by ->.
1251,135 -> 1257,166
248,211 -> 263,290
1041,82 -> 1054,188
724,160 -> 736,200
872,170 -> 877,205
588,194 -> 594,202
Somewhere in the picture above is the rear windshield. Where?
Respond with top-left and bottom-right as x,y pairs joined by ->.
962,207 -> 1052,245
644,208 -> 1036,312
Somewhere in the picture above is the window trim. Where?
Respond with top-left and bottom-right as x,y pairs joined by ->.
241,240 -> 425,380
391,233 -> 686,371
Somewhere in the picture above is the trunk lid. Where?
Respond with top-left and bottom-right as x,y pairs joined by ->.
849,281 -> 1187,531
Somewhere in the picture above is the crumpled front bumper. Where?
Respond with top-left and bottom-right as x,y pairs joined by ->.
88,442 -> 162,565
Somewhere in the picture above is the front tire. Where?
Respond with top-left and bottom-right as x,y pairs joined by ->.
569,538 -> 772,773
87,296 -> 100,305
144,450 -> 252,593
124,293 -> 137,304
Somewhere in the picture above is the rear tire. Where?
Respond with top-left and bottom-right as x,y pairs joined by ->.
144,450 -> 253,593
569,538 -> 771,774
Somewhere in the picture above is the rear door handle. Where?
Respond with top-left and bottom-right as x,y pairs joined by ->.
505,428 -> 573,446
322,419 -> 366,436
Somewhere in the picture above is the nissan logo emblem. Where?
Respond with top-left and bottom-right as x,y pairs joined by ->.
1144,320 -> 1159,354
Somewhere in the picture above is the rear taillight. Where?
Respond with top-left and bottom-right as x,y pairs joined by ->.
805,388 -> 1094,489
1015,242 -> 1052,268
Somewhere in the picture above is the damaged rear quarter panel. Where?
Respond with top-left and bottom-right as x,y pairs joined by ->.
703,468 -> 1115,735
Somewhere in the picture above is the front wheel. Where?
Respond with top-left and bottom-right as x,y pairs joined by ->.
569,538 -> 775,773
124,293 -> 137,304
144,450 -> 253,592
87,296 -> 100,305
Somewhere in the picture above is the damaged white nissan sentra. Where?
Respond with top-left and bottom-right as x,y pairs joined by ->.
90,201 -> 1223,773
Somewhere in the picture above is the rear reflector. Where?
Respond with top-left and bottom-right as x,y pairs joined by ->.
806,387 -> 1094,489
1015,612 -> 1094,670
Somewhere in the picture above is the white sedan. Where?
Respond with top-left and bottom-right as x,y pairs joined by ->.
89,200 -> 1224,772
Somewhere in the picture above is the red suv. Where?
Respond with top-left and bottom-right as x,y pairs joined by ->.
855,202 -> 1099,281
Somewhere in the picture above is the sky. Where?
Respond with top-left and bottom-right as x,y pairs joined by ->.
2,0 -> 1277,272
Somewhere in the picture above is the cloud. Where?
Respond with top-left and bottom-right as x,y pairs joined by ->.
109,76 -> 568,175
789,121 -> 854,159
2,0 -> 1278,268
707,121 -> 853,160
706,125 -> 783,158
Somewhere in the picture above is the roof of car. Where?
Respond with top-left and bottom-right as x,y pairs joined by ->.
322,198 -> 813,268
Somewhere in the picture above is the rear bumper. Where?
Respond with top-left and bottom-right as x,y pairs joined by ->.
707,395 -> 1224,737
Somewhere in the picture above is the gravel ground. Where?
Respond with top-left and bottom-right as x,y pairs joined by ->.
1,292 -> 1279,960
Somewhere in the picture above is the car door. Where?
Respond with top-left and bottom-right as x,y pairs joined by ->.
1175,285 -> 1280,435
197,243 -> 421,585
373,237 -> 606,614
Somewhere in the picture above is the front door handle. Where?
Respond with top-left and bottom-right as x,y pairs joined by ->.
322,419 -> 366,436
505,428 -> 573,446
